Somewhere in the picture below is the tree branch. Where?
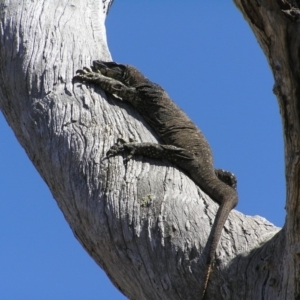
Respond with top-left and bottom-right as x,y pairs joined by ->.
0,1 -> 283,299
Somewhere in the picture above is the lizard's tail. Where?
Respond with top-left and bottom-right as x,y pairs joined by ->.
200,191 -> 238,299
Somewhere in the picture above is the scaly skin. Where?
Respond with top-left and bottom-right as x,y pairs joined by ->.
74,61 -> 238,298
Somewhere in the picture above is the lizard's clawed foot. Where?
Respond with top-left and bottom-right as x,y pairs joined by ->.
74,61 -> 117,79
215,169 -> 237,189
106,138 -> 137,163
73,67 -> 101,83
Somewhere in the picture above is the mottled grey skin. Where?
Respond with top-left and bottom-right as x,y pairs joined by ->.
74,61 -> 238,298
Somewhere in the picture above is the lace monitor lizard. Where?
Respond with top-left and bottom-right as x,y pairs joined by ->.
74,61 -> 238,298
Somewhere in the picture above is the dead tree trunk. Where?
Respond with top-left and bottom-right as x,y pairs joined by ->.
0,1 -> 292,299
233,1 -> 300,299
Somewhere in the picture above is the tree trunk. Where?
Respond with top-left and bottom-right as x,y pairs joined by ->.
233,1 -> 300,299
0,1 -> 291,299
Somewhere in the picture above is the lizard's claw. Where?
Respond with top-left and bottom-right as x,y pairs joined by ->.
73,67 -> 103,83
106,138 -> 136,163
78,67 -> 93,74
74,61 -> 127,86
215,169 -> 237,189
106,144 -> 125,158
75,67 -> 93,76
74,67 -> 91,81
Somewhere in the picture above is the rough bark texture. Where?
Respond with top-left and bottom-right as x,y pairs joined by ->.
0,1 -> 289,299
233,1 -> 300,298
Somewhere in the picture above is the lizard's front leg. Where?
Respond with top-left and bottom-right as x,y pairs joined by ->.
92,61 -> 129,84
74,67 -> 137,100
92,60 -> 151,87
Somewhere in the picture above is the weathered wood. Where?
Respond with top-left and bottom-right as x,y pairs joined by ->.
233,1 -> 300,298
0,1 -> 283,299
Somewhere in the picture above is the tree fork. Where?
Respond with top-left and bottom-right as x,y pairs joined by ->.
0,1 -> 289,299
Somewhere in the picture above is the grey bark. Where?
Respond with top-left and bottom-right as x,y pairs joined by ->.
233,1 -> 300,299
0,1 -> 286,299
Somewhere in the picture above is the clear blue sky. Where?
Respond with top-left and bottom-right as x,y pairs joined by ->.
0,2 -> 284,299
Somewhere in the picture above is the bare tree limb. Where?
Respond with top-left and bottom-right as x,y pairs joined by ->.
233,0 -> 300,298
0,1 -> 285,299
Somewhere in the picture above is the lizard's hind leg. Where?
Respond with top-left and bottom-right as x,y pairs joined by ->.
215,169 -> 237,189
107,139 -> 195,165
